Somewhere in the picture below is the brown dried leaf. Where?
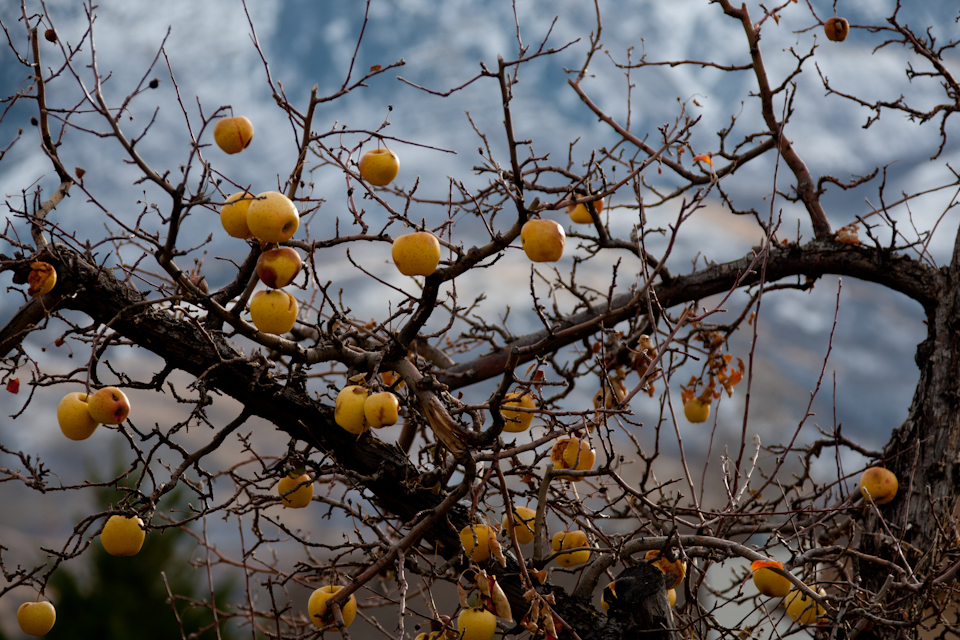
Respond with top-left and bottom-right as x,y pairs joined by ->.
476,570 -> 491,597
490,537 -> 507,567
491,579 -> 513,622
457,581 -> 470,610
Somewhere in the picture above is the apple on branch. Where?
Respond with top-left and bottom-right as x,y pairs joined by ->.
249,290 -> 299,335
358,147 -> 400,186
213,115 -> 254,154
86,386 -> 131,425
257,247 -> 303,288
247,191 -> 299,244
392,231 -> 441,277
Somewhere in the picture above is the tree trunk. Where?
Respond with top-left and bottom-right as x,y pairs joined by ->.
859,236 -> 960,639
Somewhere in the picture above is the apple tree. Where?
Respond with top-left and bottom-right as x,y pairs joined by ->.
1,1 -> 959,639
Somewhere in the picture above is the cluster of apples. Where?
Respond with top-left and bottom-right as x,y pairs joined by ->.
219,189 -> 303,335
213,115 -> 304,335
460,509 -> 594,569
745,467 -> 899,626
56,386 -> 131,441
334,385 -> 401,435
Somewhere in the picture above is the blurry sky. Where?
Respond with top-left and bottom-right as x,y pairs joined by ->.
1,0 -> 958,631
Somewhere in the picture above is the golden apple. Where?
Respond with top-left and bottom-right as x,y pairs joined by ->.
459,524 -> 497,563
213,115 -> 253,154
457,607 -> 497,640
247,191 -> 299,244
278,473 -> 313,508
100,515 -> 146,556
358,147 -> 400,186
750,559 -> 792,597
683,398 -> 711,423
336,385 -> 370,434
500,392 -> 535,433
502,506 -> 536,545
859,467 -> 898,505
249,290 -> 299,335
645,549 -> 686,589
414,632 -> 443,640
567,196 -> 604,224
57,392 -> 100,441
520,219 -> 565,262
27,261 -> 57,297
784,588 -> 826,626
363,391 -> 400,428
308,585 -> 357,629
257,247 -> 303,289
550,437 -> 596,482
86,386 -> 131,425
668,588 -> 677,608
220,192 -> 254,239
392,231 -> 441,277
551,530 -> 590,567
17,601 -> 56,636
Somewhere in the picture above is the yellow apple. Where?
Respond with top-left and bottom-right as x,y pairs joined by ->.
247,191 -> 299,244
257,247 -> 303,289
645,549 -> 686,589
213,115 -> 254,154
500,392 -> 535,433
86,386 -> 131,425
57,392 -> 100,441
567,196 -> 605,224
308,585 -> 357,629
249,290 -> 299,335
392,231 -> 442,277
593,376 -> 627,410
859,467 -> 898,505
601,580 -> 616,612
414,632 -> 443,640
550,437 -> 596,482
220,192 -> 254,239
784,588 -> 826,625
17,601 -> 56,637
336,385 -> 370,434
683,398 -> 711,423
669,588 -> 677,608
278,473 -> 313,508
27,261 -> 57,297
750,559 -> 792,597
502,506 -> 536,545
363,391 -> 400,428
551,530 -> 590,567
457,607 -> 497,640
100,515 -> 146,556
459,524 -> 497,563
358,147 -> 400,186
520,219 -> 565,262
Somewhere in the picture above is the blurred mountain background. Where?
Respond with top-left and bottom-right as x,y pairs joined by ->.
1,0 -> 956,635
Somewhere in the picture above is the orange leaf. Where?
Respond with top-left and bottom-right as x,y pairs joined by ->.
692,154 -> 714,166
6,378 -> 19,394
